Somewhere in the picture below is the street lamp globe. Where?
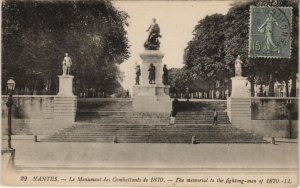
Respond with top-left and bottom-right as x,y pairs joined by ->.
7,77 -> 15,93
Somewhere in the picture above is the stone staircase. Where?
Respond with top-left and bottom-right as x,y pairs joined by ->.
40,98 -> 267,143
40,123 -> 266,143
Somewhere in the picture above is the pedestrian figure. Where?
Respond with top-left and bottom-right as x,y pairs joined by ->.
170,95 -> 179,125
185,87 -> 190,101
212,109 -> 218,126
126,90 -> 129,98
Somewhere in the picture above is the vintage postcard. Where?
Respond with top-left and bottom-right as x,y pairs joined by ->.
1,0 -> 298,187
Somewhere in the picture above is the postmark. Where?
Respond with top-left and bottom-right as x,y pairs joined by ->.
249,6 -> 293,58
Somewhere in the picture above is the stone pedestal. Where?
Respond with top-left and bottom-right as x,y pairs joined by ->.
57,75 -> 74,96
55,75 -> 77,122
227,76 -> 251,128
231,76 -> 250,98
133,50 -> 171,113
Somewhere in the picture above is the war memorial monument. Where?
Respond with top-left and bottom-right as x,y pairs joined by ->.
1,1 -> 298,187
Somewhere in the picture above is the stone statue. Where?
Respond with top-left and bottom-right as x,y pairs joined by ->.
62,53 -> 72,75
144,18 -> 161,50
235,55 -> 243,76
148,63 -> 156,84
162,64 -> 169,85
135,65 -> 141,85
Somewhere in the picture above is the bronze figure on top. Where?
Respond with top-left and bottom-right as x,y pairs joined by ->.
144,18 -> 161,50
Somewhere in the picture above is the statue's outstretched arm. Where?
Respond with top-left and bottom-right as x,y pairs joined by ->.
146,25 -> 151,32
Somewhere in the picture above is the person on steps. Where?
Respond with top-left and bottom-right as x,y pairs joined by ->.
170,95 -> 179,125
212,109 -> 218,126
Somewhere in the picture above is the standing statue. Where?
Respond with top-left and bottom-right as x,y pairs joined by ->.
162,64 -> 169,85
135,65 -> 141,85
62,53 -> 72,75
258,11 -> 280,53
148,63 -> 156,84
235,55 -> 243,76
144,18 -> 161,50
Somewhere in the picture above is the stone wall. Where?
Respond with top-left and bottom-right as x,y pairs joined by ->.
2,95 -> 76,135
227,97 -> 298,138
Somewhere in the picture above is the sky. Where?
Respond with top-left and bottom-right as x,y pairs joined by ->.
113,1 -> 232,91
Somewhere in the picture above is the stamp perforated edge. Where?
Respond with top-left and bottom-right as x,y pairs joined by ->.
248,6 -> 293,59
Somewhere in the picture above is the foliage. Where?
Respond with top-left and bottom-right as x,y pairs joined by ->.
182,14 -> 229,92
2,0 -> 129,95
180,0 -> 298,96
224,0 -> 298,96
169,68 -> 190,93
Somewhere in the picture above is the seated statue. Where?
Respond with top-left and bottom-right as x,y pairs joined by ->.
144,18 -> 161,50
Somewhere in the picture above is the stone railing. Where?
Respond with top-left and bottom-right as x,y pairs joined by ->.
1,95 -> 76,136
227,97 -> 298,138
251,97 -> 298,120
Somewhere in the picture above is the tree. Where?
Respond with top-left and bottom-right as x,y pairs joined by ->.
181,0 -> 298,97
2,0 -> 130,95
169,68 -> 191,95
183,14 -> 229,97
224,0 -> 298,96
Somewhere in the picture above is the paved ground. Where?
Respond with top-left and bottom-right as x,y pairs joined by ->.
3,138 -> 298,169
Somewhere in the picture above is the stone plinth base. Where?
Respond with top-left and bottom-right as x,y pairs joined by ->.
58,75 -> 74,96
133,85 -> 171,113
54,96 -> 77,122
227,97 -> 251,125
231,76 -> 250,98
140,50 -> 164,85
133,49 -> 171,113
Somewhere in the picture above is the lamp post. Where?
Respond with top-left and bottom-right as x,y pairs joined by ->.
286,100 -> 293,139
6,77 -> 15,150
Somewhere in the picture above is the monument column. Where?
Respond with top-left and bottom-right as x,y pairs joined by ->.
227,55 -> 251,128
54,53 -> 77,123
132,18 -> 171,113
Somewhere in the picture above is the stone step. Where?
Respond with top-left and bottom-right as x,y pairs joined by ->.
59,127 -> 245,131
75,121 -> 230,124
52,129 -> 257,134
78,99 -> 133,111
40,138 -> 267,143
57,131 -> 248,134
63,125 -> 237,129
49,136 -> 262,140
39,99 -> 268,144
41,136 -> 263,140
41,140 -> 267,144
77,111 -> 168,114
59,126 -> 241,130
41,122 -> 265,144
77,115 -> 229,118
55,126 -> 251,130
75,122 -> 231,124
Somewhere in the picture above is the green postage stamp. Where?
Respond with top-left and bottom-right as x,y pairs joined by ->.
249,6 -> 293,58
